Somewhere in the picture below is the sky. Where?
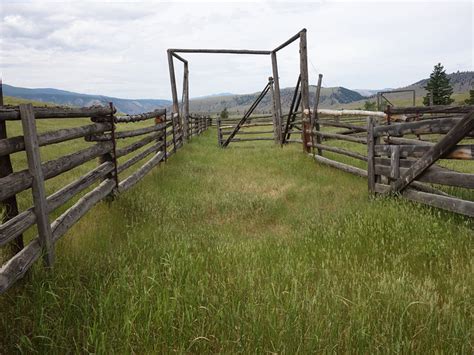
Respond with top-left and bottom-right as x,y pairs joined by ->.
1,0 -> 472,100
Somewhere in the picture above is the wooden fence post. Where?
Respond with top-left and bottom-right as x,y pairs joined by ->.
312,74 -> 323,156
0,80 -> 24,256
299,29 -> 311,153
367,116 -> 376,195
19,104 -> 55,267
268,76 -> 279,144
390,145 -> 400,189
217,116 -> 223,147
271,51 -> 283,143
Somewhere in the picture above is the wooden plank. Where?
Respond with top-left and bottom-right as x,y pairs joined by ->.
310,143 -> 367,161
222,82 -> 271,147
19,104 -> 54,267
118,151 -> 165,192
0,141 -> 112,201
115,109 -> 166,123
312,154 -> 367,177
316,109 -> 386,118
222,130 -> 274,135
373,117 -> 470,137
230,137 -> 274,142
86,123 -> 165,142
0,105 -> 114,121
117,142 -> 164,174
317,120 -> 367,132
388,105 -> 474,115
391,110 -> 474,192
314,131 -> 367,144
0,162 -> 114,247
169,48 -> 271,55
375,143 -> 474,160
115,132 -> 162,158
0,122 -> 112,156
375,184 -> 474,217
375,164 -> 474,189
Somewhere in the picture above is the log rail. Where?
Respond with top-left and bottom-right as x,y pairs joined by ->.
0,103 -> 211,293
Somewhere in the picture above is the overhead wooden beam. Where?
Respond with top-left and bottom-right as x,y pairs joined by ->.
172,52 -> 188,63
273,29 -> 306,52
169,49 -> 271,55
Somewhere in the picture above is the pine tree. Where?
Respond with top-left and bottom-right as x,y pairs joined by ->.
423,63 -> 454,106
220,108 -> 228,119
464,89 -> 474,105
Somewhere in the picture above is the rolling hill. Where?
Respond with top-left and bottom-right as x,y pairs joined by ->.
2,84 -> 171,115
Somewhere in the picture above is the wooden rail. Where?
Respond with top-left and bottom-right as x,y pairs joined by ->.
0,103 -> 211,293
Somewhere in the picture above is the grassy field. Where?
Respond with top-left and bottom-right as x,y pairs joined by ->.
0,122 -> 472,352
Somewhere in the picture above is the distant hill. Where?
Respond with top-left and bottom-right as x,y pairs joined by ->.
189,86 -> 367,114
2,84 -> 171,115
344,71 -> 474,109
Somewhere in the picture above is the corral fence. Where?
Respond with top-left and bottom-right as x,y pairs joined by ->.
307,105 -> 474,217
0,103 -> 211,293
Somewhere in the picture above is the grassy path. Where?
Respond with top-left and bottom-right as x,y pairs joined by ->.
1,130 -> 472,353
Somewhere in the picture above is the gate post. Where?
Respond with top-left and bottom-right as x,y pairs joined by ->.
299,29 -> 311,153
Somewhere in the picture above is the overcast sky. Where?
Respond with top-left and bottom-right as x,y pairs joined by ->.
1,0 -> 472,99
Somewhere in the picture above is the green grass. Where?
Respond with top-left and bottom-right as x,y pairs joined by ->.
0,128 -> 472,353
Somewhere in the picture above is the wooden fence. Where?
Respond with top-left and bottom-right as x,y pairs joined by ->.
0,103 -> 211,293
308,105 -> 474,217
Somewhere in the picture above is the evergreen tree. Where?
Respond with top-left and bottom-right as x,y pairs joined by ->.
423,63 -> 454,106
363,100 -> 377,111
464,89 -> 474,105
220,107 -> 229,119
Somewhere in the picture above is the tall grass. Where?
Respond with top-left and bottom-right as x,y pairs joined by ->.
0,128 -> 472,353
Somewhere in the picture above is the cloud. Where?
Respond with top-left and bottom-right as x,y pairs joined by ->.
0,1 -> 472,99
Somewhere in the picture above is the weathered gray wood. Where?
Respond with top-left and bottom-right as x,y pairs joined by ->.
374,117 -> 471,137
367,117 -> 376,194
375,164 -> 474,189
375,144 -> 474,160
115,132 -> 162,158
391,110 -> 474,192
183,62 -> 190,141
0,122 -> 111,156
312,154 -> 367,178
310,143 -> 367,161
222,130 -> 274,135
314,131 -> 367,144
0,105 -> 114,121
269,77 -> 279,143
271,51 -> 283,142
0,162 -> 114,247
19,104 -> 55,267
0,81 -> 23,255
384,136 -> 433,146
117,142 -> 164,174
273,30 -> 304,52
230,138 -> 274,142
388,105 -> 474,115
86,123 -> 165,142
312,74 -> 323,155
217,117 -> 223,146
0,141 -> 112,201
390,146 -> 400,185
115,109 -> 166,123
317,120 -> 367,132
118,151 -> 165,192
169,48 -> 271,55
299,29 -> 311,152
374,184 -> 474,217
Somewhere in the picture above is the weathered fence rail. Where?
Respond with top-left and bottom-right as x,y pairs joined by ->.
0,103 -> 211,293
308,105 -> 474,217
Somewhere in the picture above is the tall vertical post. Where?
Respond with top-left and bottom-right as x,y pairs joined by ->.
367,116 -> 376,195
271,51 -> 283,143
312,74 -> 323,155
0,79 -> 24,255
217,116 -> 223,147
19,104 -> 55,267
299,29 -> 311,153
183,62 -> 190,141
167,50 -> 180,149
268,76 -> 279,143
